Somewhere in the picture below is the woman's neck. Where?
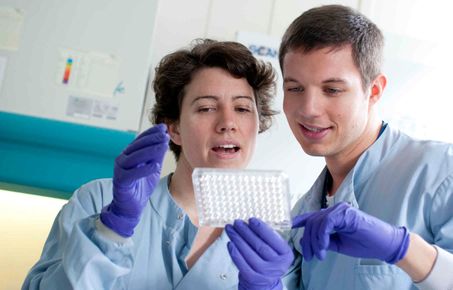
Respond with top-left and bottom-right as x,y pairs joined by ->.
168,155 -> 199,225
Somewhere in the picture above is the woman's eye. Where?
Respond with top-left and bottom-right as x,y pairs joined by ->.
236,106 -> 252,113
197,107 -> 215,112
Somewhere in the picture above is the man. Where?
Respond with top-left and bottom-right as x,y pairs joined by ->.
280,4 -> 453,290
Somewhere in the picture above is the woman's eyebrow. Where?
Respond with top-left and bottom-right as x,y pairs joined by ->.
232,95 -> 254,102
190,95 -> 218,105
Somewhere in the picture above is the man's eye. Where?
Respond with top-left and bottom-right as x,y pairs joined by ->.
286,87 -> 304,93
325,88 -> 342,95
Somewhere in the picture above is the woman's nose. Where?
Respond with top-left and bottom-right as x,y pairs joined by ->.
216,110 -> 237,133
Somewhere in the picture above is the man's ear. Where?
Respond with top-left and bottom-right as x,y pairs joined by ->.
369,74 -> 387,106
167,122 -> 182,145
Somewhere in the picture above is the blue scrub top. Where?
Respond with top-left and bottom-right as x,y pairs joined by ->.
22,176 -> 240,289
291,125 -> 453,290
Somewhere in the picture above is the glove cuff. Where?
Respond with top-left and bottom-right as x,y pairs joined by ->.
238,280 -> 282,290
100,204 -> 139,238
386,226 -> 410,264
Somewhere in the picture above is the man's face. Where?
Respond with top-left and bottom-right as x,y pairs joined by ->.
170,67 -> 259,171
282,45 -> 375,161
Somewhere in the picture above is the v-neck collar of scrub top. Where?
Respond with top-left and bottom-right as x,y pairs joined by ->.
149,174 -> 188,229
310,124 -> 399,211
147,175 -> 238,289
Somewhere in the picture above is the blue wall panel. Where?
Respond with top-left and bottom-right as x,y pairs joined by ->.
0,111 -> 136,199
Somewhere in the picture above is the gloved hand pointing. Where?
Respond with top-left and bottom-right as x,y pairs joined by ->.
292,202 -> 410,264
100,124 -> 169,237
226,218 -> 294,290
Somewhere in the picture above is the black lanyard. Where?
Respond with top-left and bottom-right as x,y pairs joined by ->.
320,122 -> 387,209
321,170 -> 333,209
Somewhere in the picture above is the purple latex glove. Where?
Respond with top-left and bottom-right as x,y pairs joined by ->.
100,124 -> 169,237
292,202 -> 410,264
225,218 -> 294,290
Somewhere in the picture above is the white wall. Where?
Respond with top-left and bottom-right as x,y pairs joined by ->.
362,0 -> 453,143
0,190 -> 66,289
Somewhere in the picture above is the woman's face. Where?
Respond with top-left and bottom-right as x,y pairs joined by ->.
169,67 -> 259,170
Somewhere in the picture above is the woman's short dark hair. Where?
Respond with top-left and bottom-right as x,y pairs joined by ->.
279,5 -> 384,90
151,39 -> 277,160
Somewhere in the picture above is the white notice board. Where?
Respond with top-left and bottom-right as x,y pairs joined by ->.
0,0 -> 158,132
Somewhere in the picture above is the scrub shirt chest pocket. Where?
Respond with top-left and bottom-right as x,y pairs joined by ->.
354,259 -> 413,290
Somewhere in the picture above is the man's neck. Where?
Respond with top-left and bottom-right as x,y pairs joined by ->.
326,118 -> 382,195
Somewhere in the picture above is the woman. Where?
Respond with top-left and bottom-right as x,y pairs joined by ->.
22,39 -> 291,289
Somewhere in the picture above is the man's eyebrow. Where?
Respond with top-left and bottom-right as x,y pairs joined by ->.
322,78 -> 347,84
283,77 -> 299,83
283,77 -> 348,84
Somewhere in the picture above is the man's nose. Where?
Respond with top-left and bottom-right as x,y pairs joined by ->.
298,91 -> 322,118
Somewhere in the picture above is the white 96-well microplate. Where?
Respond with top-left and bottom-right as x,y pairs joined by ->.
192,168 -> 291,230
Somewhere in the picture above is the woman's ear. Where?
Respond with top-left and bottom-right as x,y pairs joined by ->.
167,122 -> 182,145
